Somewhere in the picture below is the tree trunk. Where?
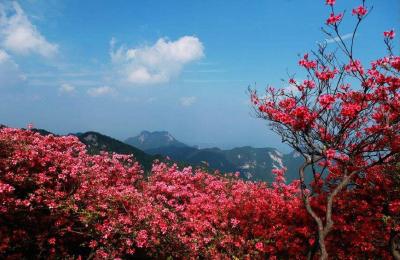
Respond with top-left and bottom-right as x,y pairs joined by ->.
318,233 -> 328,260
391,233 -> 400,260
299,158 -> 356,260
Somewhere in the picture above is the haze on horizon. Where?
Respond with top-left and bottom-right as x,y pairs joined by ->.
0,0 -> 398,151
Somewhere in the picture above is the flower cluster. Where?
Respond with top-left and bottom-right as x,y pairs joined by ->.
384,29 -> 396,40
326,13 -> 343,25
352,5 -> 368,17
318,94 -> 336,109
325,0 -> 335,6
299,54 -> 317,69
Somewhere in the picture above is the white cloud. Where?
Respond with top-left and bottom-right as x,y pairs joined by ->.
0,2 -> 58,58
59,83 -> 75,94
180,96 -> 197,107
0,48 -> 25,87
110,36 -> 204,85
324,33 -> 354,44
87,86 -> 116,97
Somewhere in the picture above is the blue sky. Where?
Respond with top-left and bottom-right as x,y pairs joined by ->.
0,0 -> 398,151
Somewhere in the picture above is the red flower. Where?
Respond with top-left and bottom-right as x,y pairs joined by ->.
315,67 -> 338,81
299,54 -> 317,69
326,0 -> 335,6
384,29 -> 395,40
303,80 -> 316,89
345,59 -> 364,75
48,238 -> 56,245
326,13 -> 343,25
318,94 -> 336,109
325,149 -> 336,159
230,218 -> 240,228
352,6 -> 368,17
255,242 -> 264,252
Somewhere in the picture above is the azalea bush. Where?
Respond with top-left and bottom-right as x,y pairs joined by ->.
0,127 -> 147,258
250,0 -> 400,258
0,127 -> 310,259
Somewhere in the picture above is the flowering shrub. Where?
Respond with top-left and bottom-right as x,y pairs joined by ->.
0,127 -> 311,259
0,128 -> 147,258
250,0 -> 400,258
1,128 -> 399,259
141,164 -> 309,258
0,131 -> 399,259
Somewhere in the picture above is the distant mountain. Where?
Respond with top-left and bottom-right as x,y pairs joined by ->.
225,146 -> 288,181
147,146 -> 238,173
125,131 -> 188,151
77,131 -> 163,172
147,144 -> 304,182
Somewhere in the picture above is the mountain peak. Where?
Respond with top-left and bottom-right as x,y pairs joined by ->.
125,130 -> 188,150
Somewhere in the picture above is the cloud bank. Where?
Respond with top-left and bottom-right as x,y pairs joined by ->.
0,2 -> 58,58
110,36 -> 204,85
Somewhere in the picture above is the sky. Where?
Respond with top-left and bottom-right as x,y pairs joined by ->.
0,0 -> 398,151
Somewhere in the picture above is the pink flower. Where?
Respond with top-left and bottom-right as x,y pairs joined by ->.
315,67 -> 338,81
345,59 -> 364,75
279,98 -> 296,110
326,0 -> 335,6
352,6 -> 368,17
230,218 -> 240,228
389,200 -> 400,214
135,230 -> 148,248
0,182 -> 14,194
89,240 -> 97,248
303,80 -> 316,89
255,242 -> 264,252
251,93 -> 259,105
341,103 -> 362,118
326,149 -> 336,160
326,13 -> 343,25
299,54 -> 317,69
272,168 -> 287,183
48,237 -> 56,245
384,29 -> 395,40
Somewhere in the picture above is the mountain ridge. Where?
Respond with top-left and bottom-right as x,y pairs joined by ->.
127,130 -> 304,182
